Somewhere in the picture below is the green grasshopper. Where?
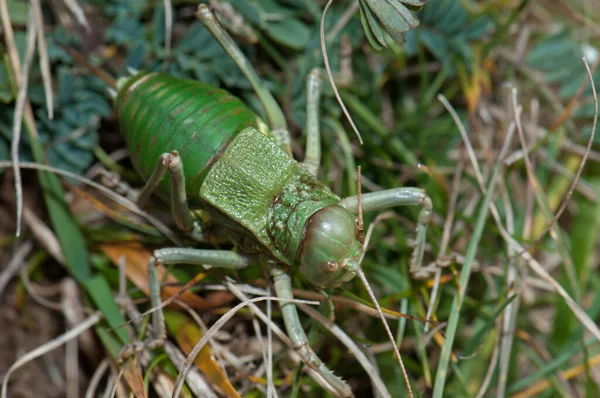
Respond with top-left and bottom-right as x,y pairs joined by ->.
99,4 -> 433,396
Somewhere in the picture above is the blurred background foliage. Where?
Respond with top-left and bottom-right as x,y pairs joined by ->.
2,0 -> 600,397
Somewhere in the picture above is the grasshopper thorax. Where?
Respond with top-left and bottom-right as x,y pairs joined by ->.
299,204 -> 362,289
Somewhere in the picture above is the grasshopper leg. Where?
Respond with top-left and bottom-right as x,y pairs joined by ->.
196,5 -> 292,155
137,151 -> 203,241
302,69 -> 322,176
340,188 -> 433,279
271,266 -> 353,398
118,248 -> 253,361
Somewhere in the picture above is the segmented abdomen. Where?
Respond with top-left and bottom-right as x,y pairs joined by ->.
115,72 -> 264,203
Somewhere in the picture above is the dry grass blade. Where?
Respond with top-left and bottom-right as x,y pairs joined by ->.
61,279 -> 100,362
512,352 -> 600,398
425,159 -> 464,332
32,0 -> 53,120
357,210 -> 413,394
265,286 -> 275,398
163,0 -> 173,68
172,296 -> 319,398
499,224 -> 600,342
511,86 -> 576,293
497,176 -> 520,398
325,0 -> 359,42
0,0 -> 24,85
512,58 -> 598,257
65,332 -> 79,398
23,207 -> 66,265
10,7 -> 37,238
63,0 -> 91,30
1,312 -> 103,398
298,304 -> 392,398
474,334 -> 501,398
437,56 -> 600,396
432,110 -> 516,397
0,241 -> 33,295
438,94 -> 485,191
320,0 -> 363,144
111,275 -> 202,333
108,368 -> 125,398
0,161 -> 181,246
85,359 -> 110,398
225,283 -> 348,395
226,281 -> 395,396
231,280 -> 425,321
226,279 -> 421,393
355,269 -> 413,397
19,260 -> 64,311
162,342 -> 219,398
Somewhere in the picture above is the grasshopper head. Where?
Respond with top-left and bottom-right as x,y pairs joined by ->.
299,205 -> 362,289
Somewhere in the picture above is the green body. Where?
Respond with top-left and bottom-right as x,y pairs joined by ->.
116,72 -> 339,264
111,8 -> 432,397
116,72 -> 266,202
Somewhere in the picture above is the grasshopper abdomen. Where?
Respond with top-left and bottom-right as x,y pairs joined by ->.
115,71 -> 267,203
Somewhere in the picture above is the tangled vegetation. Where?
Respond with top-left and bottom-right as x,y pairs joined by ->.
1,0 -> 599,397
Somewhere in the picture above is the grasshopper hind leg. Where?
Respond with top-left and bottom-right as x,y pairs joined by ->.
137,151 -> 203,241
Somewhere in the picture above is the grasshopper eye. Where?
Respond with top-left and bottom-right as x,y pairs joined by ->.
322,260 -> 339,273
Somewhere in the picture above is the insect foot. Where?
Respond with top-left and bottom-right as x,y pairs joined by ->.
98,169 -> 139,201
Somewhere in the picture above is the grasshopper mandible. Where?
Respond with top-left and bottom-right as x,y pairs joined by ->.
105,4 -> 433,396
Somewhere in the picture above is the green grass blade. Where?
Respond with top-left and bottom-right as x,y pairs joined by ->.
85,275 -> 130,344
432,125 -> 514,397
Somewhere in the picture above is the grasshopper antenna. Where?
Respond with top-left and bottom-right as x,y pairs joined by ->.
58,43 -> 117,89
352,264 -> 414,397
356,166 -> 365,244
355,268 -> 413,396
351,166 -> 414,397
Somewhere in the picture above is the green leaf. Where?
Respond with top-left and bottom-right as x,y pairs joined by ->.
359,0 -> 386,51
461,295 -> 518,356
526,34 -> 580,70
0,135 -> 7,161
399,0 -> 426,8
526,32 -> 600,122
126,41 -> 148,69
571,181 -> 600,289
85,275 -> 130,344
2,0 -> 29,27
0,55 -> 14,103
264,19 -> 311,50
258,0 -> 295,17
230,0 -> 263,27
404,0 -> 493,71
363,0 -> 418,44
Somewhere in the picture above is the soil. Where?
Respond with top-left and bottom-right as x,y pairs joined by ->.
0,284 -> 65,398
